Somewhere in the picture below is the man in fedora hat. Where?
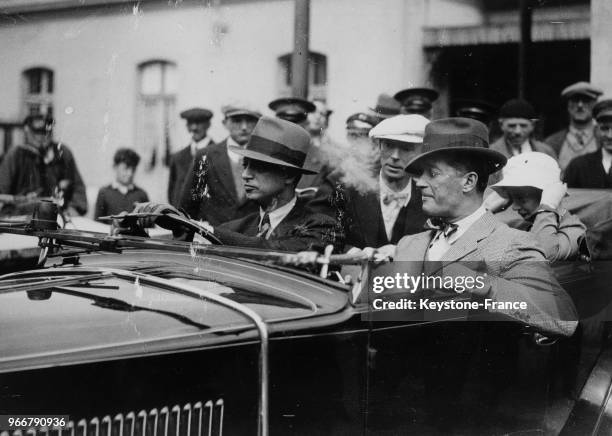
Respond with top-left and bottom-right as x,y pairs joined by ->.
389,117 -> 577,336
209,116 -> 341,251
545,82 -> 603,170
342,114 -> 429,252
178,105 -> 261,225
122,117 -> 341,252
168,107 -> 214,207
368,117 -> 576,431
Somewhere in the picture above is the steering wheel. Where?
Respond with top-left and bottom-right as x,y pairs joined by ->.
100,209 -> 223,246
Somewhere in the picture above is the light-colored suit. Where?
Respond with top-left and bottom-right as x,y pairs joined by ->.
394,211 -> 578,336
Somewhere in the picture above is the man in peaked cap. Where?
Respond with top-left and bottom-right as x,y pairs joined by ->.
545,81 -> 604,171
564,98 -> 612,189
346,112 -> 379,139
268,97 -> 316,128
178,105 -> 262,225
342,115 -> 429,252
208,116 -> 342,252
454,99 -> 496,126
0,114 -> 88,216
393,87 -> 439,119
167,107 -> 214,207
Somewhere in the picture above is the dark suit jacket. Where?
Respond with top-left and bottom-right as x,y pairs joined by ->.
168,145 -> 194,207
215,198 -> 343,252
545,128 -> 569,156
342,181 -> 426,249
178,140 -> 259,225
563,149 -> 612,189
394,211 -> 578,337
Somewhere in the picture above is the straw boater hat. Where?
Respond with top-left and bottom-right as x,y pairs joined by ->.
404,117 -> 506,174
228,116 -> 316,174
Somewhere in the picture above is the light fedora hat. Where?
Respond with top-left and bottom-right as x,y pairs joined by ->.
404,117 -> 507,174
228,115 -> 317,174
491,152 -> 561,193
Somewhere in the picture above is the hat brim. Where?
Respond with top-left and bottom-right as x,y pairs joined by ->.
225,110 -> 261,120
370,133 -> 424,143
394,88 -> 439,103
228,145 -> 317,175
404,147 -> 507,175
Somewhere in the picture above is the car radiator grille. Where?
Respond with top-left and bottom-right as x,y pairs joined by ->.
1,400 -> 225,436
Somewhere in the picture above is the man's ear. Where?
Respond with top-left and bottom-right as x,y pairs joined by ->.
462,171 -> 479,193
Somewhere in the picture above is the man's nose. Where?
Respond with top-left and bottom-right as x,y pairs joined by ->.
242,165 -> 253,180
414,175 -> 427,188
389,147 -> 401,159
511,202 -> 521,211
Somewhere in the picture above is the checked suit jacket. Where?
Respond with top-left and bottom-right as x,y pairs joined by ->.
393,211 -> 578,337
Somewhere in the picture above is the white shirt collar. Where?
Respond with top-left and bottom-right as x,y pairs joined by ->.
111,181 -> 134,195
602,148 -> 612,173
447,205 -> 487,244
190,136 -> 212,156
226,136 -> 243,164
510,140 -> 533,156
259,196 -> 297,238
379,173 -> 412,205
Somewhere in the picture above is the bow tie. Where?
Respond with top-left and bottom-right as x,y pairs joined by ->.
382,192 -> 410,206
424,217 -> 459,238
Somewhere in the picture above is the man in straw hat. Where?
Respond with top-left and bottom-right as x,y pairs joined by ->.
388,117 -> 577,336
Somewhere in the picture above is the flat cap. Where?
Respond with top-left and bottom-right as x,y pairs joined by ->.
222,105 -> 262,120
180,108 -> 213,122
498,98 -> 537,120
268,98 -> 316,124
394,87 -> 439,113
593,99 -> 612,121
561,81 -> 603,100
369,114 -> 429,143
404,117 -> 506,175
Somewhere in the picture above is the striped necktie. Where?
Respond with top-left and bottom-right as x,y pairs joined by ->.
257,213 -> 271,238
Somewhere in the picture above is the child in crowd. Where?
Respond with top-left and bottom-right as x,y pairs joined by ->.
490,152 -> 586,262
94,148 -> 149,220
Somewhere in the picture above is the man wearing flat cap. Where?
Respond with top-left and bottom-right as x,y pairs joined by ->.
167,108 -> 214,207
394,87 -> 439,119
205,116 -> 342,251
490,98 -> 556,159
342,115 -> 428,252
564,99 -> 612,189
178,105 -> 262,224
545,82 -> 604,171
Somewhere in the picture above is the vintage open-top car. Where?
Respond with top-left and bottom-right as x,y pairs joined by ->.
2,194 -> 612,435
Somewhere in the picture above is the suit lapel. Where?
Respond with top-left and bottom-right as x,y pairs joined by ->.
359,191 -> 388,246
439,212 -> 497,263
209,141 -> 240,204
